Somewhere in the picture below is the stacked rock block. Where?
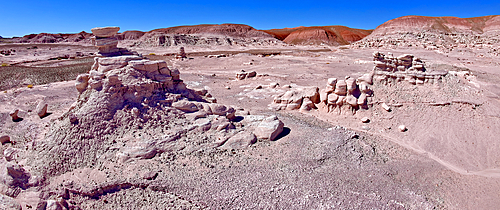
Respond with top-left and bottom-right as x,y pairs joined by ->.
372,52 -> 447,85
91,27 -> 137,57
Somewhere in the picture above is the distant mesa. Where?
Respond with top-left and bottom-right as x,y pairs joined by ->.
262,26 -> 372,45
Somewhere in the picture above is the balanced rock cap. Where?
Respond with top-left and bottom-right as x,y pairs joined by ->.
91,27 -> 120,38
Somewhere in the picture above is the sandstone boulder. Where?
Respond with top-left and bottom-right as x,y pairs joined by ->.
334,80 -> 347,95
346,78 -> 357,93
172,101 -> 199,113
220,131 -> 257,149
346,95 -> 358,107
4,147 -> 19,161
327,93 -> 339,105
357,73 -> 373,85
254,115 -> 284,141
4,163 -> 30,189
36,102 -> 48,118
210,104 -> 236,120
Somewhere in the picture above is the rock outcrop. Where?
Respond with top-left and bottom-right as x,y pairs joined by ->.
372,52 -> 447,85
27,32 -> 284,179
271,52 -> 447,114
271,72 -> 376,114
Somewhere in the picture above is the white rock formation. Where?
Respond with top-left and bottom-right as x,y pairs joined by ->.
372,52 -> 447,85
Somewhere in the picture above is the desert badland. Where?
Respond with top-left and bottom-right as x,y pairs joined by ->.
0,15 -> 500,209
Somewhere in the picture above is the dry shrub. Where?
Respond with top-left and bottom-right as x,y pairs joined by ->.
0,57 -> 94,91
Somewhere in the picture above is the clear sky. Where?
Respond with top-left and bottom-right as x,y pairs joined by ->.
1,0 -> 499,38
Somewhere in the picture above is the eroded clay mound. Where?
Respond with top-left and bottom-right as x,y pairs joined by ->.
263,26 -> 372,46
150,24 -> 273,38
133,24 -> 282,48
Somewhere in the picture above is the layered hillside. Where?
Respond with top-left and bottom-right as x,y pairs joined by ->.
133,24 -> 281,47
263,26 -> 372,45
353,15 -> 500,55
150,24 -> 272,38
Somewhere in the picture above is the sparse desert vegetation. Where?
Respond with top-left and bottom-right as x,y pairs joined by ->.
0,57 -> 93,90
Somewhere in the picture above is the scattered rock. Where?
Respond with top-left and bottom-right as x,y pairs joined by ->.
361,117 -> 370,123
398,125 -> 407,132
35,102 -> 48,118
9,109 -> 20,121
269,82 -> 279,88
4,163 -> 30,189
142,171 -> 159,180
4,147 -> 19,161
178,47 -> 187,59
381,103 -> 391,112
45,199 -> 66,210
236,70 -> 257,80
0,135 -> 11,144
172,100 -> 199,113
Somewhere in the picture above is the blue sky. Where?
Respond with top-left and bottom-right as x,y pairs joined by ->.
1,0 -> 499,37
